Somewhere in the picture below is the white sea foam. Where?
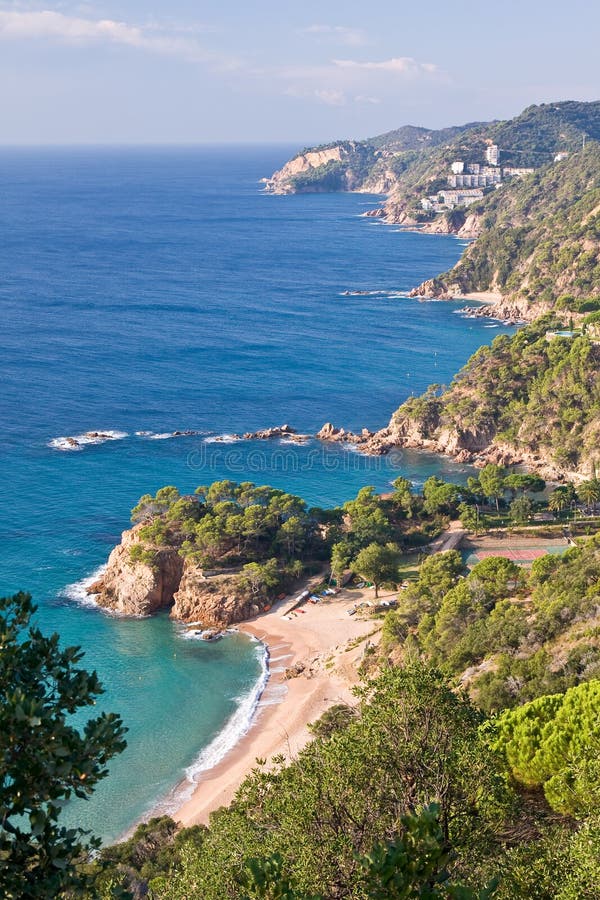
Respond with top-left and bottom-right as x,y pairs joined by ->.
183,642 -> 270,783
338,289 -> 389,297
61,565 -> 107,608
257,682 -> 288,706
277,437 -> 312,446
178,626 -> 237,642
49,430 -> 128,451
203,433 -> 242,444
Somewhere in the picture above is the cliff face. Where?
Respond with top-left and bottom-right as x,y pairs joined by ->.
88,525 -> 184,616
172,567 -> 262,626
361,326 -> 600,480
89,526 -> 268,625
265,145 -> 359,194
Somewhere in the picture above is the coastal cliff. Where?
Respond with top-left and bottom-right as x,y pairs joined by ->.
172,567 -> 262,626
89,538 -> 266,625
267,104 -> 600,316
88,483 -> 324,625
265,142 -> 373,194
319,320 -> 600,480
88,525 -> 184,616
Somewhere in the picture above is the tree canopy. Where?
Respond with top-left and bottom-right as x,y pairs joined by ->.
0,592 -> 126,898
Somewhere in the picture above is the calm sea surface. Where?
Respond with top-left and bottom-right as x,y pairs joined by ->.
0,146 -> 514,841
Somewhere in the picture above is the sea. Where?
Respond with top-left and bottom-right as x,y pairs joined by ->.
0,145 -> 515,843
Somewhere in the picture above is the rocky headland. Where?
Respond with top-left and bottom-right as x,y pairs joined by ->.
87,524 -> 267,625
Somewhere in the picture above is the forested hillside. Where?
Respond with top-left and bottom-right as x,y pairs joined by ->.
415,143 -> 600,306
381,319 -> 600,478
268,102 -> 600,313
85,524 -> 600,898
266,101 -> 600,203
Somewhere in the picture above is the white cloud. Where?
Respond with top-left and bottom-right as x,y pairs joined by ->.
314,88 -> 346,106
333,57 -> 439,76
300,24 -> 367,47
0,8 -> 232,64
284,85 -> 347,106
274,53 -> 443,109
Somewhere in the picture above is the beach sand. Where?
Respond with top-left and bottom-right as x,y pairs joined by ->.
175,587 -> 384,827
456,290 -> 503,304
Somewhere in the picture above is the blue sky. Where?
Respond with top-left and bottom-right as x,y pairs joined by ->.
0,0 -> 598,144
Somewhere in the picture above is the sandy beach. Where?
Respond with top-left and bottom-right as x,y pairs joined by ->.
175,587 -> 384,827
456,290 -> 503,304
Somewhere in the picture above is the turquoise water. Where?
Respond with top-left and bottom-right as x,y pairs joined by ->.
0,146 -> 515,842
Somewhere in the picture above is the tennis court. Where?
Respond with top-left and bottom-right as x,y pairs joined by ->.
462,534 -> 570,568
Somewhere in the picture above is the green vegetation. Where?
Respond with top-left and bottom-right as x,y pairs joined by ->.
492,681 -> 600,816
129,480 -> 330,603
392,318 -> 600,474
351,542 -> 401,597
89,661 -> 600,899
0,592 -> 126,899
126,479 -> 464,614
488,100 -> 600,165
92,664 -> 512,898
436,143 -> 600,304
387,532 -> 600,712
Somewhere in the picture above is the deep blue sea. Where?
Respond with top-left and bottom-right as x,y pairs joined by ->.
0,146 -> 514,842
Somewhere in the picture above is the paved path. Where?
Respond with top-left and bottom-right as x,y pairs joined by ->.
427,520 -> 466,554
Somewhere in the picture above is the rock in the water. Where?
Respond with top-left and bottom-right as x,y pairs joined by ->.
88,525 -> 184,617
172,565 -> 263,626
243,424 -> 299,440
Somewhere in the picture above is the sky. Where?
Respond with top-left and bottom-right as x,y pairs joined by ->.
0,0 -> 598,144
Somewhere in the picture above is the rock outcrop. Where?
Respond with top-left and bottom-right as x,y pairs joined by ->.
408,277 -> 458,301
243,424 -> 311,442
89,527 -> 271,624
457,213 -> 482,240
172,567 -> 262,626
87,525 -> 184,616
315,423 -> 374,444
265,145 -> 354,194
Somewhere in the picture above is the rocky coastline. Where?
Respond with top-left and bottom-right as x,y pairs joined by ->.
406,278 -> 547,324
86,403 -> 580,625
210,416 -> 583,483
87,524 -> 268,626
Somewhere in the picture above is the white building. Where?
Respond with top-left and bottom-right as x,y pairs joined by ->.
448,172 -> 502,188
554,152 -> 570,162
485,144 -> 500,166
439,189 -> 484,209
451,161 -> 465,174
467,164 -> 501,176
502,167 -> 535,178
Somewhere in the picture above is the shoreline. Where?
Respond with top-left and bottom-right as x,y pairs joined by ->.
174,589 -> 381,828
